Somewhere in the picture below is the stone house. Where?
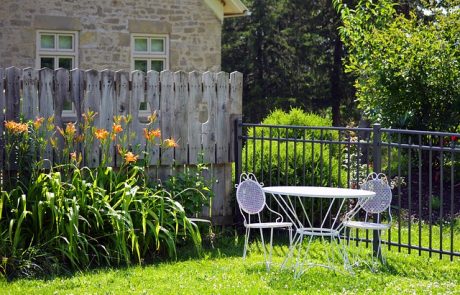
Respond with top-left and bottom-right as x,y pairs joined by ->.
0,0 -> 248,72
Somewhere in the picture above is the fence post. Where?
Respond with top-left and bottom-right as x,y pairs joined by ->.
372,123 -> 382,259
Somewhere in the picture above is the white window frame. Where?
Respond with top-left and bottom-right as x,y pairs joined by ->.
36,30 -> 79,70
36,30 -> 79,118
131,34 -> 169,117
131,34 -> 169,73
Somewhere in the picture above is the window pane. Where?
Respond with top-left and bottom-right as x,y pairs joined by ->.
151,39 -> 164,52
139,101 -> 148,111
63,100 -> 73,111
134,60 -> 148,73
151,60 -> 164,72
59,35 -> 73,50
41,35 -> 55,49
134,38 -> 148,52
58,58 -> 73,70
40,57 -> 55,69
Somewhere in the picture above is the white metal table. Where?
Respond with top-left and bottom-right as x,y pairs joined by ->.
262,186 -> 375,276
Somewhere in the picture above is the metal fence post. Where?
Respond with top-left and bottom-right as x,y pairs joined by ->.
372,123 -> 382,259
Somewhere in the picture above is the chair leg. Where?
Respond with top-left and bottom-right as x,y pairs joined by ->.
259,227 -> 269,270
243,227 -> 250,259
267,228 -> 274,271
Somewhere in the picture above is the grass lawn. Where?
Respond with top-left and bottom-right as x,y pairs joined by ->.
1,227 -> 459,295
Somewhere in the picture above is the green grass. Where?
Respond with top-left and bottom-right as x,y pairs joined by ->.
1,229 -> 459,295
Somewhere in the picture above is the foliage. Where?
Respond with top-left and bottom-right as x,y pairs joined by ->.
0,113 -> 206,280
222,0 -> 355,124
162,163 -> 214,217
1,222 -> 459,294
243,108 -> 346,187
336,0 -> 460,131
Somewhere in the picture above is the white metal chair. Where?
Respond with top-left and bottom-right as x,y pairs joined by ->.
343,172 -> 393,267
236,173 -> 292,271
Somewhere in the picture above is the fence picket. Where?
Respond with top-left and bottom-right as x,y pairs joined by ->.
0,69 -> 4,179
22,68 -> 39,121
188,71 -> 203,164
54,69 -> 70,155
5,67 -> 21,122
114,70 -> 130,165
174,71 -> 188,164
146,70 -> 160,166
38,68 -> 55,166
84,69 -> 101,167
130,71 -> 146,157
160,70 -> 174,165
216,72 -> 229,163
229,71 -> 243,162
202,71 -> 217,163
101,70 -> 115,166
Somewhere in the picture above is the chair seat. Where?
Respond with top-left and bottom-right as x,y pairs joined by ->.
245,222 -> 292,229
343,220 -> 390,230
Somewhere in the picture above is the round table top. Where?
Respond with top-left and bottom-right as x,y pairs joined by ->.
262,186 -> 375,199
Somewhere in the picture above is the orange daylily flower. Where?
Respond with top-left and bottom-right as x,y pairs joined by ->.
4,121 -> 28,134
164,138 -> 179,148
33,117 -> 44,130
143,128 -> 161,142
95,128 -> 109,140
65,122 -> 76,136
124,152 -> 138,163
112,123 -> 123,134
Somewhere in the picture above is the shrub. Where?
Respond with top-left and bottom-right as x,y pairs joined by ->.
243,108 -> 346,187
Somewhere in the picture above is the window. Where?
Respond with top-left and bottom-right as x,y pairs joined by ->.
36,31 -> 78,71
131,34 -> 169,111
36,31 -> 78,112
131,34 -> 168,73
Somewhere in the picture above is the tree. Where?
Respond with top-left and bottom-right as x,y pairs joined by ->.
336,0 -> 460,131
222,0 -> 355,125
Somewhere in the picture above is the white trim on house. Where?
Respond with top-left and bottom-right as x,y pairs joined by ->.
130,34 -> 169,73
36,30 -> 79,70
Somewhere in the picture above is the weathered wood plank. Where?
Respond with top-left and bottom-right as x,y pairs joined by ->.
70,69 -> 85,157
229,71 -> 243,162
146,70 -> 160,166
84,69 -> 101,167
5,67 -> 21,122
160,70 -> 174,165
216,72 -> 229,163
130,70 -> 146,158
202,71 -> 217,164
22,68 -> 39,121
114,70 -> 130,166
38,68 -> 55,166
188,71 -> 203,164
54,68 -> 70,156
0,69 -> 5,179
100,70 -> 115,166
173,71 -> 188,164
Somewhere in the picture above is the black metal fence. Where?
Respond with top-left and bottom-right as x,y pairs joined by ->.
235,120 -> 460,260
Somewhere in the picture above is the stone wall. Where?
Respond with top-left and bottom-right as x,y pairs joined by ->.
0,0 -> 222,71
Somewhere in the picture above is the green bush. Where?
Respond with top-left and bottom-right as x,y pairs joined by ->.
243,108 -> 346,187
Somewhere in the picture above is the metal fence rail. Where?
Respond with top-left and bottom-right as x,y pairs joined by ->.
235,120 -> 460,260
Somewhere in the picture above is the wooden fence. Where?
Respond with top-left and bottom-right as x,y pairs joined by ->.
0,67 -> 243,222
